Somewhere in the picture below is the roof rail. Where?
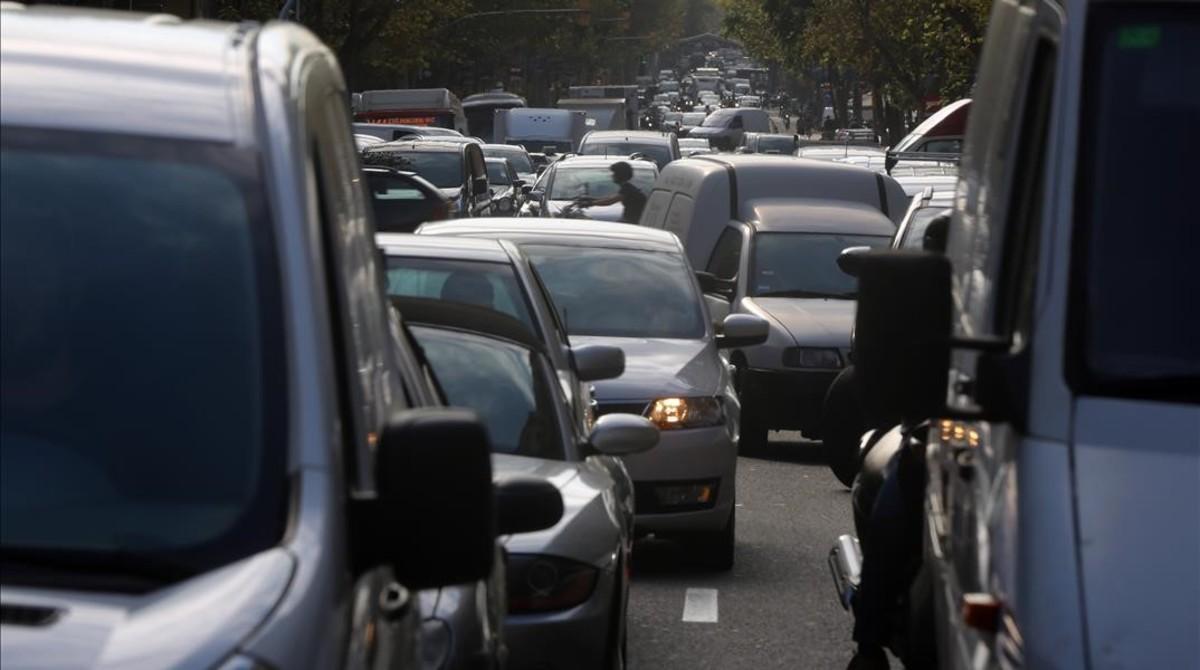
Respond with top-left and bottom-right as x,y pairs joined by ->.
884,150 -> 961,175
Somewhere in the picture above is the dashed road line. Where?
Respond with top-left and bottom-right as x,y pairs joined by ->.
682,588 -> 719,623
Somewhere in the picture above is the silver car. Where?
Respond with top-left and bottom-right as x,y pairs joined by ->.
0,8 -> 501,669
418,219 -> 769,570
394,297 -> 658,670
522,155 -> 657,221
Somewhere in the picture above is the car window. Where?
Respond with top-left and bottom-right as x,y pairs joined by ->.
549,166 -> 655,200
362,150 -> 463,188
751,232 -> 890,298
919,138 -> 962,153
898,207 -> 945,249
483,148 -> 533,173
525,245 -> 705,339
366,172 -> 428,200
486,161 -> 512,185
0,130 -> 286,570
411,327 -> 565,460
707,226 -> 743,279
580,142 -> 672,170
757,136 -> 796,154
1072,4 -> 1200,390
385,257 -> 535,329
682,113 -> 707,125
702,109 -> 736,127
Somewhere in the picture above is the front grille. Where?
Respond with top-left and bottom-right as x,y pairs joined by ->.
0,603 -> 62,627
593,401 -> 647,418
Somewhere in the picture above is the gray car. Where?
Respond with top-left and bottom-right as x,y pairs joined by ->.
418,219 -> 770,569
394,297 -> 658,670
0,8 -> 504,669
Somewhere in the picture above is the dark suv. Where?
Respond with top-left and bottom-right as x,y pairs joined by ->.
362,139 -> 492,217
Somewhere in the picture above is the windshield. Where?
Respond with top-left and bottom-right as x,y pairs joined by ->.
701,109 -> 736,127
510,139 -> 573,155
525,245 -> 705,339
1073,4 -> 1200,391
757,136 -> 796,153
362,149 -> 463,188
549,166 -> 656,200
580,141 -> 672,169
486,161 -> 512,185
0,129 -> 285,581
751,232 -> 889,298
412,327 -> 565,460
483,147 -> 533,173
385,257 -> 535,329
898,207 -> 948,249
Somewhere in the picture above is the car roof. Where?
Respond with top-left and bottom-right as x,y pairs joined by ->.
375,234 -> 513,264
583,131 -> 673,143
391,296 -> 544,353
418,218 -> 684,253
365,140 -> 463,153
0,6 -> 273,143
747,198 -> 896,235
554,155 -> 658,169
481,143 -> 528,153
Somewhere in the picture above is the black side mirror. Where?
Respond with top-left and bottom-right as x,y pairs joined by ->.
854,252 -> 952,425
572,344 -> 625,382
495,476 -> 563,535
695,271 -> 735,299
513,179 -> 526,189
521,184 -> 534,195
371,408 -> 495,590
472,176 -> 490,196
836,246 -> 873,278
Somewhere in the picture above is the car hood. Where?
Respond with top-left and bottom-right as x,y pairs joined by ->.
743,297 -> 855,348
546,199 -> 624,222
0,549 -> 294,669
571,336 -> 720,401
687,126 -> 728,138
495,454 -> 620,567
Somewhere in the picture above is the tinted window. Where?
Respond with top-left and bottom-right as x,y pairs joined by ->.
486,161 -> 512,184
0,131 -> 285,576
898,207 -> 947,249
580,141 -> 672,169
526,245 -> 705,339
483,147 -> 533,173
707,227 -> 743,279
412,327 -> 564,460
757,136 -> 797,154
365,171 -> 438,234
362,149 -> 463,188
1073,5 -> 1200,390
385,257 -> 534,328
751,232 -> 889,298
549,166 -> 656,200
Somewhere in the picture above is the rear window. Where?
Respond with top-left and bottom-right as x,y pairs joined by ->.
385,257 -> 535,329
362,149 -> 463,189
1072,4 -> 1200,395
579,141 -> 673,169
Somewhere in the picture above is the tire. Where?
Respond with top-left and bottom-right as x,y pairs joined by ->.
823,366 -> 865,488
686,506 -> 735,571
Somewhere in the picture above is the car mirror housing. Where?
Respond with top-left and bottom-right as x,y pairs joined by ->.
855,252 -> 952,424
370,408 -> 495,590
495,476 -> 563,535
836,246 -> 873,278
589,413 -> 659,455
472,176 -> 490,195
717,313 -> 769,348
572,344 -> 625,382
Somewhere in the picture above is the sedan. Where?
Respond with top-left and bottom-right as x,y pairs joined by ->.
484,157 -> 525,216
522,155 -> 657,221
395,296 -> 658,670
418,219 -> 770,569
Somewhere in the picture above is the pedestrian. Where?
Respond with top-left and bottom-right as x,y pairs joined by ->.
577,161 -> 647,224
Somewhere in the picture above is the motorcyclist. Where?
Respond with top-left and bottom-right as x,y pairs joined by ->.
576,161 -> 647,224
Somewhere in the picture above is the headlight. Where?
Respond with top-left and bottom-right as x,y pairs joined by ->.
507,554 -> 599,614
645,396 -> 724,430
496,196 -> 513,213
781,347 -> 842,369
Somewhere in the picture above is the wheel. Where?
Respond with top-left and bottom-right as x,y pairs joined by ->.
733,362 -> 768,452
686,506 -> 735,571
823,366 -> 865,488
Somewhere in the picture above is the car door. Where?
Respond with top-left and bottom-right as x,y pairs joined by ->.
931,2 -> 1060,667
465,144 -> 492,216
305,58 -> 422,670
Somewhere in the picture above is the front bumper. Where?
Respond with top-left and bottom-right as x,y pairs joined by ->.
504,565 -> 618,670
742,367 -> 841,436
617,424 -> 737,533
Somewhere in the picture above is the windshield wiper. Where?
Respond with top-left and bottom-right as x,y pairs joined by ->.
755,289 -> 856,299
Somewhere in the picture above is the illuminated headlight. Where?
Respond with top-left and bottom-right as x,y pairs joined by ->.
507,555 -> 599,614
645,397 -> 724,430
781,347 -> 842,369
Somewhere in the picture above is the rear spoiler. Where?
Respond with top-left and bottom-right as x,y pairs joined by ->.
884,151 -> 961,175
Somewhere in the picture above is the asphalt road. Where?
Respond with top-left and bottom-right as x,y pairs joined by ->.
627,433 -> 856,670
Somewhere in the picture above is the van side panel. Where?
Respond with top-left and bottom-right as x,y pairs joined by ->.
642,189 -> 672,230
662,194 -> 695,244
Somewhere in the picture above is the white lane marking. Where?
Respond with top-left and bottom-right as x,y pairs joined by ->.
682,588 -> 719,623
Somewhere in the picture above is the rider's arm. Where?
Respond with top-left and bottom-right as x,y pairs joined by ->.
586,193 -> 621,207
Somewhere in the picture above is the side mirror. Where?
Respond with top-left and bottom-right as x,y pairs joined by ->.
572,344 -> 625,382
521,184 -> 534,195
373,408 -> 495,590
695,271 -> 735,299
472,176 -> 490,195
589,413 -> 659,455
836,246 -> 873,278
513,179 -> 526,189
495,476 -> 563,535
855,252 -> 952,425
716,313 -> 769,348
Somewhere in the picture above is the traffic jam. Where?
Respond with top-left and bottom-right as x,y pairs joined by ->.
0,1 -> 1196,669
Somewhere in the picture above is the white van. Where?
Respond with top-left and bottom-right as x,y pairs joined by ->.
640,154 -> 908,272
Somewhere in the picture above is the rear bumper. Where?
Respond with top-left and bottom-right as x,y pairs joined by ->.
618,424 -> 737,533
742,367 -> 841,435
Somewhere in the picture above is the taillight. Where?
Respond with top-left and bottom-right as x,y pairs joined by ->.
506,554 -> 599,614
430,201 -> 450,220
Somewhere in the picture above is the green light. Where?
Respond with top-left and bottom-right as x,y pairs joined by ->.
1118,25 -> 1161,50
